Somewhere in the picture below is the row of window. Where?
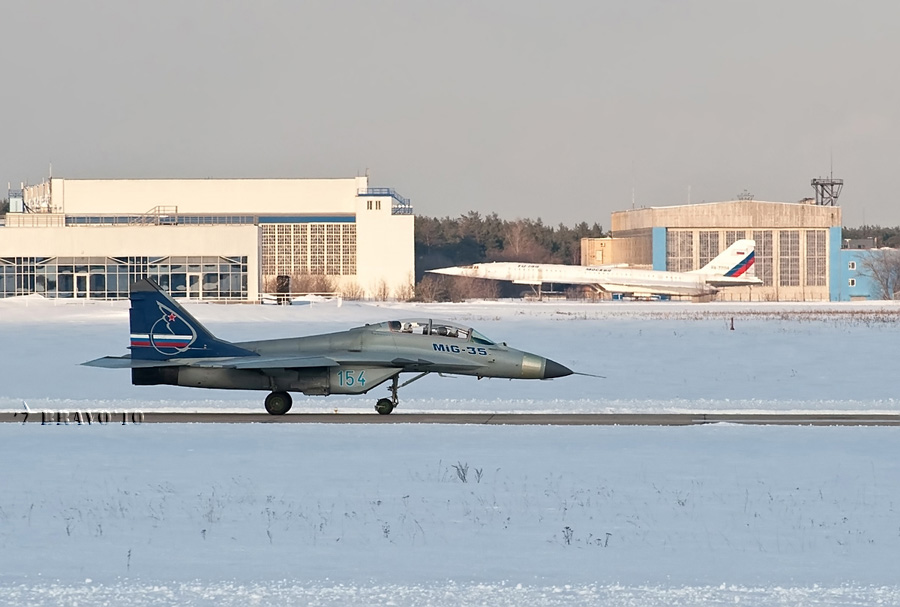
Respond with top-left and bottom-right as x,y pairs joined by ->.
261,223 -> 357,276
0,256 -> 248,299
66,215 -> 257,226
666,230 -> 828,288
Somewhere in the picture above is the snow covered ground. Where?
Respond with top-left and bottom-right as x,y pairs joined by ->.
2,296 -> 900,605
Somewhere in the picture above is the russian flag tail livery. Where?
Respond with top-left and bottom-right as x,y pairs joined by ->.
725,250 -> 755,277
691,239 -> 758,277
129,279 -> 256,361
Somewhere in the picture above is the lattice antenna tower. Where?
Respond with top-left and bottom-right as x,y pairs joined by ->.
811,160 -> 843,206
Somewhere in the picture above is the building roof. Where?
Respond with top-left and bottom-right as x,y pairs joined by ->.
611,199 -> 842,231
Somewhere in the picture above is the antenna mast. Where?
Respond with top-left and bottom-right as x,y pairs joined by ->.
811,175 -> 843,206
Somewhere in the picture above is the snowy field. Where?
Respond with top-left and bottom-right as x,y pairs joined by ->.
2,296 -> 900,605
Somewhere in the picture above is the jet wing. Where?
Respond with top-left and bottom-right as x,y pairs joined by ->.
82,356 -> 187,369
83,351 -> 483,373
82,355 -> 341,370
704,276 -> 763,288
195,355 -> 340,369
594,282 -> 707,297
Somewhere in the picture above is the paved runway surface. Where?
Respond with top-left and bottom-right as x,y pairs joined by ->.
3,411 -> 900,426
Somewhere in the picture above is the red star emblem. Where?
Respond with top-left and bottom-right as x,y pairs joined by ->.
167,313 -> 177,322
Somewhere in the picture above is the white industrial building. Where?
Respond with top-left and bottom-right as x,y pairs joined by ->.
0,176 -> 414,301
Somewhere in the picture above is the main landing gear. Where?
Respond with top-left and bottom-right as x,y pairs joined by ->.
265,391 -> 293,415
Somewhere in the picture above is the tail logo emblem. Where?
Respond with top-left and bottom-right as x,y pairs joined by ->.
146,302 -> 198,355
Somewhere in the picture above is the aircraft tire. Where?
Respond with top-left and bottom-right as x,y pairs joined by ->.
375,398 -> 395,415
265,391 -> 293,415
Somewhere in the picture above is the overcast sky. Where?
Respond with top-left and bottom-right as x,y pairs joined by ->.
2,1 -> 898,227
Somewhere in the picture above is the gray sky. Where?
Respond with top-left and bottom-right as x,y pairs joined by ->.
3,1 -> 898,227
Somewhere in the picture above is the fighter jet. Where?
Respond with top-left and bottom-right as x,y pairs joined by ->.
83,279 -> 574,415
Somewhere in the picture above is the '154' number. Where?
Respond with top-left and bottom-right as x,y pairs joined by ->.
336,370 -> 367,387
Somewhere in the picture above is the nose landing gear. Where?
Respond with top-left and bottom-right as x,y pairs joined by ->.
373,372 -> 430,414
375,375 -> 399,415
375,398 -> 395,415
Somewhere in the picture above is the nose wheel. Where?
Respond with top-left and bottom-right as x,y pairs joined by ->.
373,372 -> 430,414
375,375 -> 399,414
375,398 -> 395,415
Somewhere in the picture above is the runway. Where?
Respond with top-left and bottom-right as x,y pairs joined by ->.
3,411 -> 900,426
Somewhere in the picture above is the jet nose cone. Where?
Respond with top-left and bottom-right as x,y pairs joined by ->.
428,267 -> 463,276
543,359 -> 573,379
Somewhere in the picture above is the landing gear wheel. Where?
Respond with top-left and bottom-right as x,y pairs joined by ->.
265,391 -> 293,415
375,398 -> 395,415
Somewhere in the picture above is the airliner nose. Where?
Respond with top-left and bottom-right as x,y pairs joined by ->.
543,359 -> 573,379
428,267 -> 464,276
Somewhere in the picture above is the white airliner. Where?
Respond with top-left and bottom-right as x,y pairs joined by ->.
428,239 -> 763,298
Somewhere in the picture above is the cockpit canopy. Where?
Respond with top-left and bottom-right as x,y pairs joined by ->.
372,318 -> 496,345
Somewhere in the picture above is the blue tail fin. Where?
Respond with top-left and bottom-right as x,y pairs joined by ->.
128,279 -> 257,361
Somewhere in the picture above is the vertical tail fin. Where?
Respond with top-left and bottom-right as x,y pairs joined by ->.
690,239 -> 757,277
129,279 -> 256,360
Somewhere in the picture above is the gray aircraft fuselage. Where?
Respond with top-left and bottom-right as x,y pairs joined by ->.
85,280 -> 573,415
130,319 -> 570,402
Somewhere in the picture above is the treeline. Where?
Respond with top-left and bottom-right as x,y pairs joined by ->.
415,211 -> 606,280
415,218 -> 900,279
842,225 -> 900,248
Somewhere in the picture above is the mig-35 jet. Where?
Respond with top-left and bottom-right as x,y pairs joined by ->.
83,279 -> 574,415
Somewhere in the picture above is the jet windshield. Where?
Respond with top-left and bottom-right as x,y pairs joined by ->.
470,329 -> 495,345
378,319 -> 495,345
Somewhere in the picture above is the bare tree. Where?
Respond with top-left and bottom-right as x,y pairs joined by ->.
415,274 -> 449,302
448,276 -> 500,301
290,272 -> 336,294
261,275 -> 278,293
340,280 -> 365,300
373,279 -> 391,301
859,248 -> 900,300
394,273 -> 416,301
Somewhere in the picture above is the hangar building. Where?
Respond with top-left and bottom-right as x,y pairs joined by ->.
0,176 -> 414,301
582,199 -> 842,301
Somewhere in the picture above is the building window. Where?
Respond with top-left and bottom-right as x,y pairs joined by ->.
375,200 -> 381,210
0,255 -> 247,300
261,222 -> 357,280
752,230 -> 774,287
849,278 -> 857,287
666,231 -> 693,273
848,261 -> 857,270
725,230 -> 746,246
779,230 -> 800,287
805,230 -> 827,287
699,231 -> 720,268
309,225 -> 325,274
366,201 -> 373,210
